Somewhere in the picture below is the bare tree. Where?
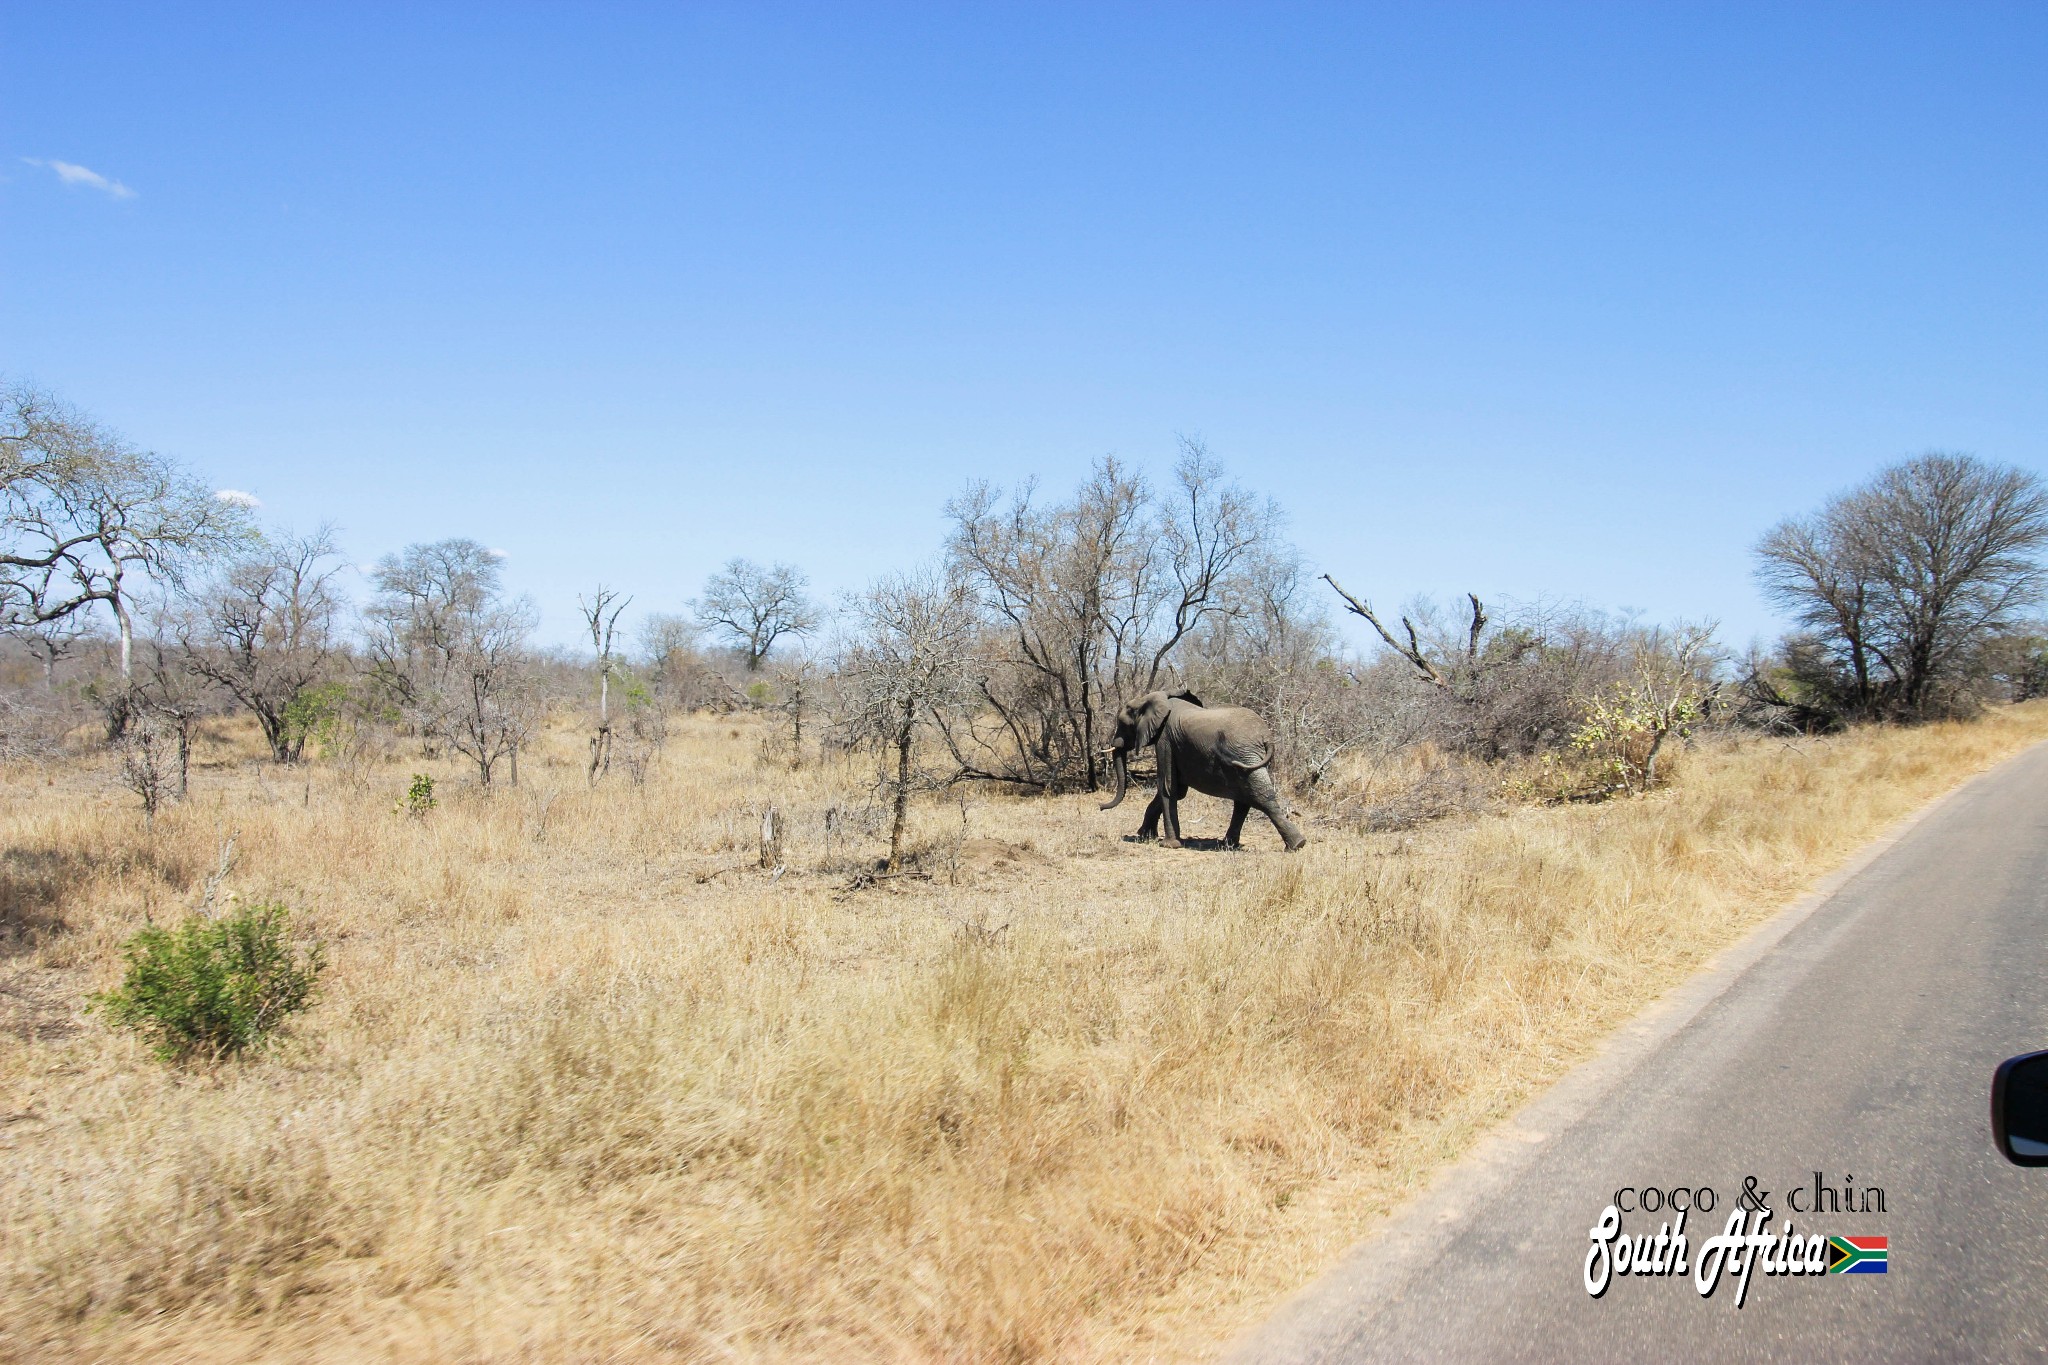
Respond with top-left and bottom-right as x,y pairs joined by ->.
117,711 -> 177,827
363,538 -> 544,780
104,598 -> 217,819
444,599 -> 541,787
1,382 -> 87,486
365,538 -> 505,743
1757,453 -> 2048,718
839,568 -> 978,870
131,621 -> 214,801
2,381 -> 251,683
12,611 -> 91,689
945,462 -> 1144,790
1323,577 -> 1495,696
639,612 -> 697,667
182,528 -> 346,762
772,646 -> 821,767
1755,510 -> 1878,713
2,383 -> 101,622
695,559 -> 818,671
1140,439 -> 1282,686
579,585 -> 630,784
638,610 -> 740,714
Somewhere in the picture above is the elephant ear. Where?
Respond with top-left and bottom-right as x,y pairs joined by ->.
1167,688 -> 1204,707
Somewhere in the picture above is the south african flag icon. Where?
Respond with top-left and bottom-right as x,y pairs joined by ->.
1826,1236 -> 1889,1274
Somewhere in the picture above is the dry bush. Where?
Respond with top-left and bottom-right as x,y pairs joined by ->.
0,690 -> 74,763
2,703 -> 2046,1361
1316,742 -> 1496,831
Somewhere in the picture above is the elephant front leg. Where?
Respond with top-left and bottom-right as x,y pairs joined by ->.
1156,741 -> 1183,847
1135,791 -> 1166,842
1159,795 -> 1183,848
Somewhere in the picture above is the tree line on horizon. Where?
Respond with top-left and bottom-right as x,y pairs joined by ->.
8,377 -> 2048,837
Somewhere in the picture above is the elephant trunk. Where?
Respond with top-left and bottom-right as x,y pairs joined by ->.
1099,746 -> 1129,810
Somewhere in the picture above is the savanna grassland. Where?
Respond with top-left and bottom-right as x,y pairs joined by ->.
4,705 -> 2047,1362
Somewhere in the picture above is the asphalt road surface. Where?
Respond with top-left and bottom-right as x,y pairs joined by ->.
1233,741 -> 2048,1363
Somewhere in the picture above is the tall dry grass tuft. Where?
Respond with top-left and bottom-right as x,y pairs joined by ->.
3,706 -> 2045,1361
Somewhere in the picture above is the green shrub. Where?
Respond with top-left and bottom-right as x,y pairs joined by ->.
395,772 -> 436,816
282,680 -> 351,755
90,904 -> 325,1064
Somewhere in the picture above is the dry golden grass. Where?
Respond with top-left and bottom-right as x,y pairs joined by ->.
3,704 -> 2046,1362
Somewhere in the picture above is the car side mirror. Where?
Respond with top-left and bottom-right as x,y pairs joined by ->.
1992,1050 -> 2048,1166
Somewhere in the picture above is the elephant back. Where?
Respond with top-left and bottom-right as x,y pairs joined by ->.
1174,704 -> 1277,772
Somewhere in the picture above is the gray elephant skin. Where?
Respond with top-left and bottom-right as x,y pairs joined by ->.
1100,690 -> 1307,851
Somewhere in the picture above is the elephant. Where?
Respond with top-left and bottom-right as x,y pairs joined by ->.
1100,690 -> 1307,851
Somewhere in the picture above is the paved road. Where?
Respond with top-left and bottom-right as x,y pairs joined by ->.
1234,741 -> 2048,1363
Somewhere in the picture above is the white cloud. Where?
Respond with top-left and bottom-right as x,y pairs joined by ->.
486,547 -> 509,561
215,489 -> 262,508
22,157 -> 136,199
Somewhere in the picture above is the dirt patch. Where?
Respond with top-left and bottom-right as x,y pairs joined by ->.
952,836 -> 1053,879
0,966 -> 83,1044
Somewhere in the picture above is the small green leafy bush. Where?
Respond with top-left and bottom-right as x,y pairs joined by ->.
90,904 -> 325,1064
396,772 -> 436,816
282,680 -> 351,755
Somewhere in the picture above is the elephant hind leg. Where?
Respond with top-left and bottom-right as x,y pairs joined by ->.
1225,800 -> 1250,849
1247,767 -> 1307,851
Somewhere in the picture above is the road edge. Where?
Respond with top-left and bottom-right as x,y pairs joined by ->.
1222,736 -> 2048,1364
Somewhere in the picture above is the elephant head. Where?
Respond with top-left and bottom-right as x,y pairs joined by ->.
1100,689 -> 1202,810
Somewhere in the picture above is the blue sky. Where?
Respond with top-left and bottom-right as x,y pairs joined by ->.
6,3 -> 2046,653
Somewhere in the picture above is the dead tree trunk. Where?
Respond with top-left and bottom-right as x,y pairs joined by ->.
1322,575 -> 1487,694
888,700 -> 915,870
